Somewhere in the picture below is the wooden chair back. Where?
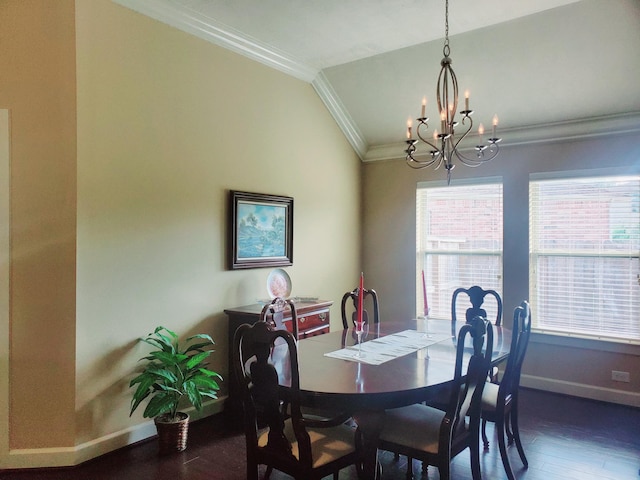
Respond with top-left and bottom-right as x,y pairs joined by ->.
446,316 -> 494,456
451,285 -> 502,337
260,296 -> 299,339
498,301 -> 531,403
340,287 -> 380,329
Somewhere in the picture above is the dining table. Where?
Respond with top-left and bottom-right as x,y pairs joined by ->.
293,317 -> 511,479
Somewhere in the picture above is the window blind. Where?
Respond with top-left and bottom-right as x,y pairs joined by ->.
529,175 -> 640,342
417,182 -> 503,320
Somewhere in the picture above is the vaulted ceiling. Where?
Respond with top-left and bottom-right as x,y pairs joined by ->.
113,0 -> 640,160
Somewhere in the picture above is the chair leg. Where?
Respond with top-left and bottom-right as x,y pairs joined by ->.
406,456 -> 413,479
264,465 -> 273,480
510,406 -> 529,467
247,461 -> 259,480
481,418 -> 489,449
470,433 -> 482,480
438,462 -> 451,480
355,454 -> 364,480
505,412 -> 515,444
496,414 -> 516,480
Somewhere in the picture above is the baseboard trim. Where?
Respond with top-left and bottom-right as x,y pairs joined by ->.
1,397 -> 226,470
521,374 -> 640,407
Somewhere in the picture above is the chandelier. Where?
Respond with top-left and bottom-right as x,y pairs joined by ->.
405,0 -> 501,184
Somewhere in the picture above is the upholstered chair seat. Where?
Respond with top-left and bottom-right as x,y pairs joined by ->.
257,420 -> 358,469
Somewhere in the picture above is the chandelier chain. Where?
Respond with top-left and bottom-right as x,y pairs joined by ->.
443,0 -> 450,56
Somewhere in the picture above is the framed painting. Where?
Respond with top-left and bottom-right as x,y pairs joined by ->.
228,190 -> 294,270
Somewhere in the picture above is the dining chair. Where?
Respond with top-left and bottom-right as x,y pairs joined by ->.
340,287 -> 380,329
260,296 -> 299,339
233,320 -> 363,480
480,300 -> 532,480
452,285 -> 503,382
263,297 -> 350,422
376,316 -> 494,480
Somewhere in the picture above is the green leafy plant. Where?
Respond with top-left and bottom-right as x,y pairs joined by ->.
129,326 -> 222,422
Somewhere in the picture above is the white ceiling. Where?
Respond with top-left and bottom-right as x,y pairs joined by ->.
160,0 -> 582,69
113,0 -> 640,160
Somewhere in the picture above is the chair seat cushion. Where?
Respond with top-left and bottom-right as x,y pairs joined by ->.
481,382 -> 512,412
258,419 -> 357,468
378,404 -> 446,455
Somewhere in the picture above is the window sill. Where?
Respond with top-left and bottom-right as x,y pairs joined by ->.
530,330 -> 640,355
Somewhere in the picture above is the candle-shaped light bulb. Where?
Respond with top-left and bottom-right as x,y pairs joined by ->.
492,114 -> 499,137
421,97 -> 427,118
433,129 -> 438,140
440,111 -> 446,132
478,123 -> 485,144
464,90 -> 470,110
407,119 -> 413,139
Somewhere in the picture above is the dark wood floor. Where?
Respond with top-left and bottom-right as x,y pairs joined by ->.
1,389 -> 638,479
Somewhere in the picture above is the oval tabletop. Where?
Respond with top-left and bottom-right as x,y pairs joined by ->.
295,318 -> 510,411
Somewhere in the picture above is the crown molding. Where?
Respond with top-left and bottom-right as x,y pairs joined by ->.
312,73 -> 368,159
364,112 -> 640,162
111,0 -> 318,82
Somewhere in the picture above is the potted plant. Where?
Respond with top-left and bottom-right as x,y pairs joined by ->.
129,326 -> 222,454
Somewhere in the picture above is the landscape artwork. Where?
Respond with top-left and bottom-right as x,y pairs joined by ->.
228,191 -> 293,269
237,201 -> 286,258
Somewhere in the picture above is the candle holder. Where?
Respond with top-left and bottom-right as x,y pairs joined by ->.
353,321 -> 365,358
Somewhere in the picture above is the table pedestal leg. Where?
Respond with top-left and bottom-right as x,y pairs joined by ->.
353,410 -> 384,480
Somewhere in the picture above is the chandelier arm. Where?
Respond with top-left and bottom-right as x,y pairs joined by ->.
415,121 -> 440,151
415,137 -> 440,153
453,142 -> 501,167
405,137 -> 442,169
407,158 -> 440,169
447,114 -> 473,155
436,68 -> 446,116
406,152 -> 443,169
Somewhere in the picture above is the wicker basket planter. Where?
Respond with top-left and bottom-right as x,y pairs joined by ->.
155,412 -> 190,455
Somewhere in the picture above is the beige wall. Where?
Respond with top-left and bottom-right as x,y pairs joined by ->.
1,0 -> 361,468
363,133 -> 640,405
0,0 -> 78,457
75,0 -> 360,451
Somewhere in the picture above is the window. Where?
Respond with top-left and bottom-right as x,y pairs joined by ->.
417,181 -> 503,320
529,174 -> 640,343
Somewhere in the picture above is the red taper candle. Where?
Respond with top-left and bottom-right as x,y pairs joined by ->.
357,272 -> 364,327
